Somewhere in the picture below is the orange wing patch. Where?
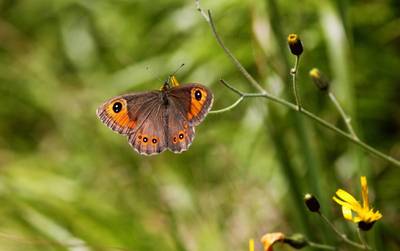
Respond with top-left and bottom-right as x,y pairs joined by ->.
105,98 -> 136,128
188,88 -> 208,120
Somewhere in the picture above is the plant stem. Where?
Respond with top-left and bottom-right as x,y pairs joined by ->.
357,228 -> 371,250
196,2 -> 400,167
291,55 -> 302,110
319,213 -> 366,249
211,80 -> 400,167
328,91 -> 358,140
209,96 -> 244,114
198,8 -> 265,93
308,241 -> 336,250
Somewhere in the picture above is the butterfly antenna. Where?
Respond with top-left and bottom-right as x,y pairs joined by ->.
146,66 -> 163,82
171,63 -> 185,76
163,63 -> 185,86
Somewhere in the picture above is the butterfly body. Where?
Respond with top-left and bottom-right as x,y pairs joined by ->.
96,77 -> 213,155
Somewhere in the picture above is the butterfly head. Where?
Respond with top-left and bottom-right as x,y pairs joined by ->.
161,64 -> 185,90
161,75 -> 181,91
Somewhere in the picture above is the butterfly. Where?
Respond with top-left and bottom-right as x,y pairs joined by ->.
96,75 -> 213,155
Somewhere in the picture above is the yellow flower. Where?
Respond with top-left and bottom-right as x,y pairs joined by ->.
333,176 -> 382,230
260,232 -> 285,251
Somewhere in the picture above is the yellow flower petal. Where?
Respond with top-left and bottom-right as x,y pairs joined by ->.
335,189 -> 361,209
361,176 -> 369,210
369,210 -> 383,221
353,216 -> 362,223
261,232 -> 285,251
341,206 -> 353,221
249,239 -> 255,251
333,195 -> 359,211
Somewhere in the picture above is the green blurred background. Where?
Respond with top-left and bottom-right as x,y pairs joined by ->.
0,0 -> 399,250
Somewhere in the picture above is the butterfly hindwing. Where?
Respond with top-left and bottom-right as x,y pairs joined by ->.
128,103 -> 168,155
166,98 -> 195,153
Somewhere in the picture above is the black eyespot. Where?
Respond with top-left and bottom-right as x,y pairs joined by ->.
152,138 -> 157,144
112,102 -> 122,113
173,137 -> 177,143
194,90 -> 202,101
179,133 -> 184,139
143,137 -> 148,143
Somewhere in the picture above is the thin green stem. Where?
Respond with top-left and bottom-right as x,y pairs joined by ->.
308,241 -> 336,250
211,80 -> 400,167
291,55 -> 302,110
300,108 -> 399,167
319,213 -> 366,250
195,2 -> 400,167
329,91 -> 358,140
204,9 -> 265,93
357,228 -> 372,250
209,96 -> 244,114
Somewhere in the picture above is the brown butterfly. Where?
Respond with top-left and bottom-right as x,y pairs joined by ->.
96,76 -> 213,155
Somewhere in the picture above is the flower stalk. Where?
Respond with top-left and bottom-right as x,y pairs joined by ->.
288,34 -> 303,110
319,212 -> 366,249
357,228 -> 371,250
291,55 -> 302,110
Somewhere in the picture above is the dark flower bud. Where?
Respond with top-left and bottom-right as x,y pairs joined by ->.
288,34 -> 303,56
284,233 -> 308,249
304,193 -> 320,213
358,221 -> 375,231
309,68 -> 330,91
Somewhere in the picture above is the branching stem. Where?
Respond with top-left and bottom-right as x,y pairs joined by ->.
209,96 -> 244,114
328,91 -> 359,140
197,6 -> 265,93
210,80 -> 400,167
319,213 -> 366,250
196,1 -> 400,167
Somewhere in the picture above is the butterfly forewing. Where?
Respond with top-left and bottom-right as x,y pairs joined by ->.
96,92 -> 159,135
167,84 -> 213,126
